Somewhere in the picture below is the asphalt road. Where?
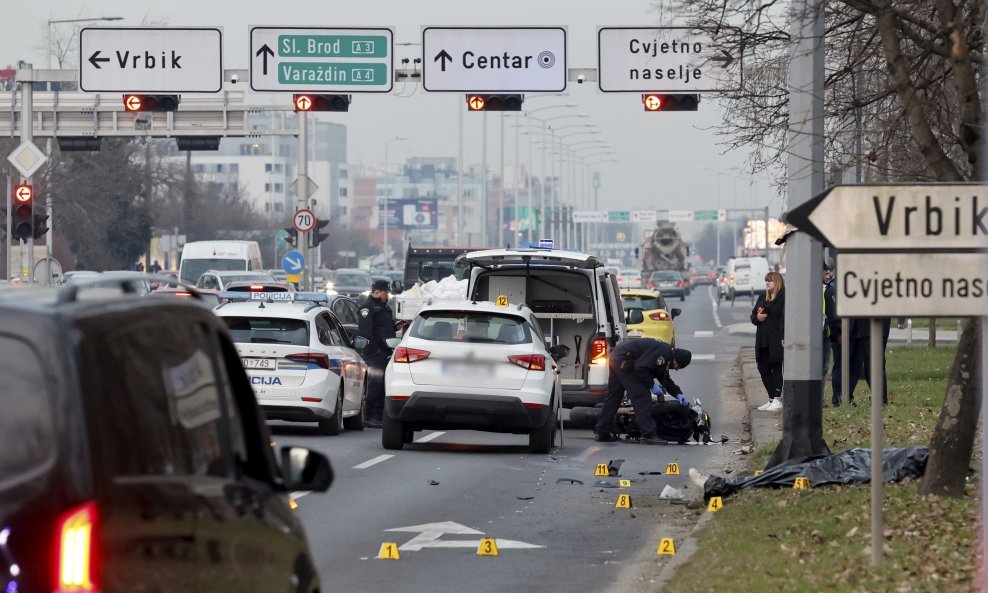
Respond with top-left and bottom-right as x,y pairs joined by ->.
273,286 -> 754,593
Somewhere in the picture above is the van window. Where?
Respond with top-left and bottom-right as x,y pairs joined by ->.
0,335 -> 55,491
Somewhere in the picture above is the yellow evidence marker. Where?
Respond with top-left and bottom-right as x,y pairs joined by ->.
477,538 -> 499,556
706,497 -> 724,512
665,462 -> 680,475
657,539 -> 677,555
495,295 -> 509,306
615,494 -> 632,509
377,542 -> 401,560
288,497 -> 299,510
619,479 -> 632,488
754,470 -> 763,476
595,463 -> 610,477
793,477 -> 811,490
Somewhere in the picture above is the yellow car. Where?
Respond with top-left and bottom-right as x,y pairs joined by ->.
621,289 -> 680,345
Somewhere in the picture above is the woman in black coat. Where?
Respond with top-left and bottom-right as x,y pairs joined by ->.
751,271 -> 785,411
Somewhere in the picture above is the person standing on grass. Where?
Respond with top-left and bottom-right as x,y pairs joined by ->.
752,271 -> 785,412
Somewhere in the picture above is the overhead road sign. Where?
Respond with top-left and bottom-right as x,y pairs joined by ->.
572,211 -> 606,223
668,210 -> 694,222
835,252 -> 988,317
597,27 -> 741,93
422,27 -> 567,92
632,210 -> 657,223
250,27 -> 394,93
79,27 -> 223,93
787,183 -> 988,251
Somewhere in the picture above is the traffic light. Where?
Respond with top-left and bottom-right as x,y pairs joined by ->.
123,94 -> 180,112
283,227 -> 298,248
309,218 -> 330,248
12,184 -> 33,241
465,94 -> 524,111
293,94 -> 350,112
32,211 -> 49,240
642,93 -> 699,112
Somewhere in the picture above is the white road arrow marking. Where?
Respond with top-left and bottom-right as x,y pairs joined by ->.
385,521 -> 545,552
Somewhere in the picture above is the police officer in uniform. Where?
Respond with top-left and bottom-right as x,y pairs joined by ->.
595,337 -> 692,444
358,279 -> 397,427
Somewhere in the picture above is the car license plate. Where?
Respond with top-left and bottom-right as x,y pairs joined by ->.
738,279 -> 749,285
441,361 -> 493,375
243,358 -> 276,369
628,330 -> 643,337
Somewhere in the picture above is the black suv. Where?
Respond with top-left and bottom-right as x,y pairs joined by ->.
0,276 -> 332,593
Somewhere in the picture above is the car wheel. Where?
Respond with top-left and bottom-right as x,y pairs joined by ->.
343,385 -> 366,431
528,403 -> 556,454
382,413 -> 405,450
318,390 -> 344,436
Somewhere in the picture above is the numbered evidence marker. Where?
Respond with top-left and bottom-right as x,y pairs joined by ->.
619,479 -> 632,488
706,496 -> 724,512
595,463 -> 610,477
495,294 -> 509,307
377,542 -> 400,560
665,462 -> 680,475
657,538 -> 677,556
615,494 -> 632,509
793,477 -> 811,490
477,538 -> 500,556
754,470 -> 763,476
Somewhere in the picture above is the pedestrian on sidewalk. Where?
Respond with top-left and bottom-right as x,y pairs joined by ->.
848,317 -> 890,405
823,259 -> 842,406
751,271 -> 785,412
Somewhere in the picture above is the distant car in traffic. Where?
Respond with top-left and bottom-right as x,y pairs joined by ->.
382,300 -> 568,453
151,286 -> 222,308
195,269 -> 276,291
620,288 -> 680,344
691,265 -> 717,286
0,276 -> 333,593
617,269 -> 644,289
325,268 -> 372,298
647,270 -> 687,301
215,291 -> 370,435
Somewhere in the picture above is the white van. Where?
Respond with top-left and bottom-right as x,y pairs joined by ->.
456,249 -> 627,407
725,256 -> 770,300
179,241 -> 263,284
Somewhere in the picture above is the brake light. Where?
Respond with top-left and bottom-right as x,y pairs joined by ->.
174,291 -> 192,297
56,502 -> 98,593
647,282 -> 655,288
394,347 -> 430,363
591,338 -> 607,365
286,353 -> 330,369
677,280 -> 684,287
649,311 -> 670,321
508,354 -> 546,371
250,284 -> 264,291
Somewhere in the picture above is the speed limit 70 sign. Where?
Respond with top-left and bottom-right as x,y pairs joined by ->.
293,209 -> 316,233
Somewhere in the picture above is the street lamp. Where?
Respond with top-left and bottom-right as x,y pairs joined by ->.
700,166 -> 741,266
382,136 -> 407,269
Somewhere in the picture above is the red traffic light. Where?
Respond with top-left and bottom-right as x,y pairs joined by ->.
122,94 -> 180,112
293,94 -> 350,112
465,94 -> 523,112
124,94 -> 142,112
643,94 -> 662,111
14,184 -> 33,203
641,93 -> 699,112
295,95 -> 314,111
467,95 -> 486,111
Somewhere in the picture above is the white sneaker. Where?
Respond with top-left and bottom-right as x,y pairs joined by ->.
756,401 -> 773,411
766,399 -> 783,412
688,468 -> 710,489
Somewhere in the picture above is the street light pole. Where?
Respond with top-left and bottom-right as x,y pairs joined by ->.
383,136 -> 407,269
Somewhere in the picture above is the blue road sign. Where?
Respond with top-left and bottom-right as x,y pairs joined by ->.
282,250 -> 305,274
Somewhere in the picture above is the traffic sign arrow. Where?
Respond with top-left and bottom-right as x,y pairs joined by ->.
255,44 -> 275,75
434,49 -> 453,72
88,50 -> 110,69
786,183 -> 988,250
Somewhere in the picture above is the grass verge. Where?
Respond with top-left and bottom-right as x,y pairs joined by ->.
665,346 -> 979,593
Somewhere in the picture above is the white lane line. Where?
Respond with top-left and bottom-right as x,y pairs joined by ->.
414,431 -> 446,444
708,286 -> 723,329
692,354 -> 716,361
353,454 -> 395,470
694,331 -> 714,338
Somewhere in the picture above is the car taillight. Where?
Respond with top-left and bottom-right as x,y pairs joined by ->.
591,338 -> 607,365
175,291 -> 192,297
508,354 -> 546,371
677,280 -> 684,287
649,312 -> 670,321
647,282 -> 655,288
56,502 -> 98,593
394,347 -> 430,363
286,353 -> 330,369
250,284 -> 264,291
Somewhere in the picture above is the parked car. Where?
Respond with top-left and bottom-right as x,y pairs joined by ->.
620,288 -> 680,344
382,300 -> 568,452
0,276 -> 332,593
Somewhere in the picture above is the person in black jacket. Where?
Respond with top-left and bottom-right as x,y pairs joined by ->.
848,317 -> 890,405
823,261 -> 843,406
357,279 -> 397,427
594,337 -> 692,444
752,271 -> 785,412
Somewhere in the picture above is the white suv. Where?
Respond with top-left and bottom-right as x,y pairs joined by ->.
383,300 -> 569,453
215,293 -> 369,435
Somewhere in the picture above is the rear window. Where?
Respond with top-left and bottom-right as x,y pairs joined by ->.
652,271 -> 681,281
622,295 -> 665,311
410,312 -> 530,344
222,317 -> 309,346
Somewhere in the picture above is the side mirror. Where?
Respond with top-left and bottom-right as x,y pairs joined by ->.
385,337 -> 402,349
627,309 -> 644,325
548,344 -> 571,362
279,446 -> 333,492
391,280 -> 404,294
353,336 -> 370,350
670,308 -> 682,318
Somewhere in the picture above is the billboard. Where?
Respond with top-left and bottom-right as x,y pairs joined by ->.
379,198 -> 439,229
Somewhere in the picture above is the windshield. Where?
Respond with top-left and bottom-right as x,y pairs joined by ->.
622,296 -> 664,311
334,273 -> 371,287
222,317 -> 309,346
410,312 -> 530,344
181,258 -> 246,283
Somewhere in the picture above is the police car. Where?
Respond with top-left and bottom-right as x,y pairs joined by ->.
382,300 -> 570,452
215,291 -> 369,434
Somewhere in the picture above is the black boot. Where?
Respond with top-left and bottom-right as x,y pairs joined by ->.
594,432 -> 618,443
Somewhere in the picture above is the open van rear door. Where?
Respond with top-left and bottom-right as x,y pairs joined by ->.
456,249 -> 602,270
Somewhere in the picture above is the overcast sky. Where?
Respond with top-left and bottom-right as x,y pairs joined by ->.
7,0 -> 782,219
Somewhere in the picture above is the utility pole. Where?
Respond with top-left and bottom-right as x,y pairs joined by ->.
481,111 -> 488,246
4,168 -> 10,281
297,111 -> 311,290
456,96 -> 463,245
20,64 -> 34,284
499,112 -> 505,248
